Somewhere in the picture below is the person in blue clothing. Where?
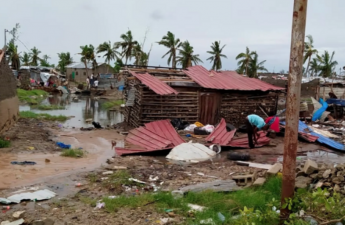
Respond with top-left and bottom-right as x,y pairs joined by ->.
245,114 -> 269,149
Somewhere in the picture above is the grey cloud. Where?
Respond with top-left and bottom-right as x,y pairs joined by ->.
150,10 -> 164,20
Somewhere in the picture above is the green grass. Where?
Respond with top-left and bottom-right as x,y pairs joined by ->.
0,139 -> 11,148
102,100 -> 124,109
60,149 -> 85,158
17,89 -> 48,105
20,111 -> 68,121
100,177 -> 282,225
36,105 -> 65,110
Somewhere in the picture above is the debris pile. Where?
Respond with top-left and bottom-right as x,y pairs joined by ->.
296,159 -> 345,193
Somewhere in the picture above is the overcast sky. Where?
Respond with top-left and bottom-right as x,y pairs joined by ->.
2,0 -> 344,73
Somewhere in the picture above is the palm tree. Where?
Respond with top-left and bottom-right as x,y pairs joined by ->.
131,44 -> 144,66
97,41 -> 119,73
157,31 -> 182,68
7,42 -> 21,70
236,47 -> 255,75
79,45 -> 96,75
317,51 -> 338,78
304,35 -> 318,78
21,52 -> 31,66
206,41 -> 227,71
115,30 -> 138,65
57,52 -> 73,74
176,41 -> 203,69
308,58 -> 319,77
30,47 -> 41,66
247,52 -> 268,78
40,54 -> 52,67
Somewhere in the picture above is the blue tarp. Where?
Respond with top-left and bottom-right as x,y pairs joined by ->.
312,98 -> 328,121
326,98 -> 345,107
281,121 -> 345,151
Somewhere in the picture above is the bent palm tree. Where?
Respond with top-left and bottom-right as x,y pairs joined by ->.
176,41 -> 203,69
304,35 -> 318,78
30,47 -> 41,66
157,31 -> 181,68
79,45 -> 94,76
309,58 -> 319,77
57,52 -> 73,74
21,52 -> 31,66
97,41 -> 120,73
317,51 -> 338,78
115,30 -> 138,65
247,52 -> 268,78
7,42 -> 21,70
236,47 -> 255,75
207,41 -> 227,71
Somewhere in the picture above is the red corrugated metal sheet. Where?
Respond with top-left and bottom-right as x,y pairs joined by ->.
205,118 -> 236,145
145,120 -> 185,146
184,65 -> 285,91
228,131 -> 270,148
130,71 -> 178,95
117,120 -> 185,156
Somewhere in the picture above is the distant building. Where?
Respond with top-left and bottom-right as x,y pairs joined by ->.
66,62 -> 112,83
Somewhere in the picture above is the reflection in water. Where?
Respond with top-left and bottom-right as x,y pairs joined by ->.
20,95 -> 124,128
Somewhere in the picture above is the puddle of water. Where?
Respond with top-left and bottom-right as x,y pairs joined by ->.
19,94 -> 124,128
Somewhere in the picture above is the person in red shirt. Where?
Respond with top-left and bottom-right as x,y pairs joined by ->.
265,113 -> 280,136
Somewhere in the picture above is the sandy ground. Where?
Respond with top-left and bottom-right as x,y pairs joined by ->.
0,118 -> 343,224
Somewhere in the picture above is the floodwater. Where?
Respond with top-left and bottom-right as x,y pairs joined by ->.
19,94 -> 124,128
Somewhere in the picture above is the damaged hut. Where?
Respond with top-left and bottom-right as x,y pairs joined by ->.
123,65 -> 285,127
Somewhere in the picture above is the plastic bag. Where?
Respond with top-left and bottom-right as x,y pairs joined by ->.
56,142 -> 71,149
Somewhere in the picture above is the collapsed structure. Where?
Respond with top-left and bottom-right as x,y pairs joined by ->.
123,65 -> 285,127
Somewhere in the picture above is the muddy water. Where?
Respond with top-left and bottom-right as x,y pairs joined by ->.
19,94 -> 124,128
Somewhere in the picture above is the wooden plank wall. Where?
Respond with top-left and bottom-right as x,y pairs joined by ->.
220,92 -> 279,126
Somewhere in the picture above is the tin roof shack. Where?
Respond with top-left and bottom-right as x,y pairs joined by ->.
123,65 -> 284,127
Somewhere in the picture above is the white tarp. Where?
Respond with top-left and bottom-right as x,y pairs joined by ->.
40,72 -> 52,83
166,142 -> 217,162
0,189 -> 56,204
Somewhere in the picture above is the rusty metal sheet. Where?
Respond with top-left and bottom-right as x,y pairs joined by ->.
199,92 -> 221,125
228,132 -> 270,148
145,120 -> 185,146
205,118 -> 236,145
130,72 -> 178,95
184,65 -> 285,91
126,127 -> 172,150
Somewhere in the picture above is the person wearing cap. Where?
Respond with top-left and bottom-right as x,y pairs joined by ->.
245,114 -> 269,149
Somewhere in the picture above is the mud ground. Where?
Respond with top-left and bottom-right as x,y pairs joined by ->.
0,118 -> 339,224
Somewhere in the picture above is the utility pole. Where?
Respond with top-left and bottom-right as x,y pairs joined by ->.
280,0 -> 308,222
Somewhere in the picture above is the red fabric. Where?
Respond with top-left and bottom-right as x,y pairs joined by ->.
265,116 -> 280,132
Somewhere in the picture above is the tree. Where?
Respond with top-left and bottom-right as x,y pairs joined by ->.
79,45 -> 96,76
40,55 -> 53,67
113,58 -> 124,73
157,31 -> 182,68
176,41 -> 203,69
97,41 -> 120,73
30,47 -> 41,66
247,52 -> 268,78
309,58 -> 319,77
115,30 -> 138,65
206,41 -> 227,71
317,51 -> 338,78
57,52 -> 73,74
21,52 -> 31,66
236,47 -> 255,75
303,35 -> 318,78
7,42 -> 21,70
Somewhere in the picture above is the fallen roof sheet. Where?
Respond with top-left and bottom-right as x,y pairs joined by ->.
205,118 -> 236,145
280,124 -> 319,142
281,121 -> 345,151
184,65 -> 285,91
145,120 -> 185,146
228,132 -> 270,148
117,120 -> 185,156
130,71 -> 178,95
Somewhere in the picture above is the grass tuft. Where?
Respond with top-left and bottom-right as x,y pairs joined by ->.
36,105 -> 65,110
102,100 -> 124,109
61,149 -> 85,158
0,139 -> 11,148
20,111 -> 68,121
17,89 -> 48,104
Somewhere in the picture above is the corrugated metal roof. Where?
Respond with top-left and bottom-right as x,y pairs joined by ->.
66,62 -> 106,69
118,119 -> 185,156
130,72 -> 178,95
228,131 -> 270,148
144,120 -> 185,146
184,65 -> 285,91
205,118 -> 236,145
281,121 -> 345,151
